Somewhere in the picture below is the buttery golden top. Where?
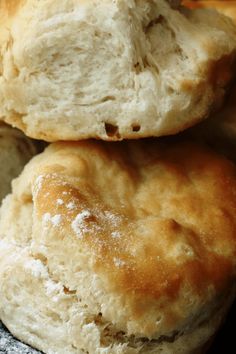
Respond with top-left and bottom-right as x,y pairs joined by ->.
184,1 -> 236,22
10,140 -> 236,337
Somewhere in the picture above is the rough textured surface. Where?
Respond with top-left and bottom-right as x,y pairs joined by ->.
0,0 -> 236,141
0,139 -> 236,353
1,307 -> 236,354
184,1 -> 236,21
184,1 -> 236,153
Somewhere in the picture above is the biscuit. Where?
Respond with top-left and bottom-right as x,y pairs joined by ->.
0,123 -> 38,201
187,83 -> 236,163
183,1 -> 236,21
184,1 -> 236,153
0,0 -> 236,141
0,140 -> 236,353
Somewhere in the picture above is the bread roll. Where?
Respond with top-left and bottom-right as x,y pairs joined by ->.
184,1 -> 236,153
183,1 -> 236,21
0,123 -> 38,201
0,140 -> 236,353
0,0 -> 236,141
187,82 -> 236,161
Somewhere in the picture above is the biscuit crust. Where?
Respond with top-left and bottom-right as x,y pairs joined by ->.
0,140 -> 236,353
0,0 -> 236,141
184,1 -> 236,21
184,1 -> 236,152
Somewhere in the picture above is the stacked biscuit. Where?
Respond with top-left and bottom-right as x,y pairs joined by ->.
184,0 -> 236,156
0,1 -> 236,354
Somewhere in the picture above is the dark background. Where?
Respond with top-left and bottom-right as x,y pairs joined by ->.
209,301 -> 235,353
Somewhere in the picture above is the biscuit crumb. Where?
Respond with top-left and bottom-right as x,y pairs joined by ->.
111,231 -> 121,239
42,213 -> 62,227
24,259 -> 48,278
57,199 -> 64,206
113,258 -> 125,268
67,201 -> 75,210
72,210 -> 92,239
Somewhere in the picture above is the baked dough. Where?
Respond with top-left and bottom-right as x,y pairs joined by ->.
183,1 -> 236,21
0,0 -> 236,141
0,140 -> 236,353
184,1 -> 236,152
0,123 -> 38,201
187,82 -> 236,162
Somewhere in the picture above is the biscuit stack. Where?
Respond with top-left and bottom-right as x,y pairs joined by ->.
0,1 -> 236,354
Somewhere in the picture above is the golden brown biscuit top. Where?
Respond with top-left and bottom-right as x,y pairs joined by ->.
30,143 -> 236,308
13,140 -> 236,337
34,143 -> 235,293
184,1 -> 236,22
0,0 -> 22,16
